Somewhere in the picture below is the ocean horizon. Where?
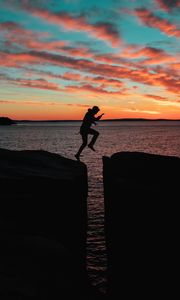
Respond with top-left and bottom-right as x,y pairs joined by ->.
4,117 -> 180,122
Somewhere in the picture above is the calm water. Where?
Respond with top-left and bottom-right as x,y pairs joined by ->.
1,121 -> 180,293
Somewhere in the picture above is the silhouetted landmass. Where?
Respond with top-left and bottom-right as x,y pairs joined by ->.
0,148 -> 103,299
0,117 -> 17,125
101,118 -> 180,122
103,152 -> 180,299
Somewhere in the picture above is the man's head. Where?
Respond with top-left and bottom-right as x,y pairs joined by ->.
92,106 -> 100,114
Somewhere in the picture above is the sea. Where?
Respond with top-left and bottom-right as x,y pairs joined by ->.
0,120 -> 180,294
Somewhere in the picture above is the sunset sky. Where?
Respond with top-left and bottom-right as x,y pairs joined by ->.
0,0 -> 179,120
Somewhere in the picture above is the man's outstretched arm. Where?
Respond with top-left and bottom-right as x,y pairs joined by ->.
95,113 -> 104,121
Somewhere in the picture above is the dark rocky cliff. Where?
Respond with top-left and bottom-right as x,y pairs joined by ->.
103,151 -> 180,299
0,148 -> 90,298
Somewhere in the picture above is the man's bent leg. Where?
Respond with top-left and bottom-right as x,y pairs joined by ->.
88,129 -> 99,151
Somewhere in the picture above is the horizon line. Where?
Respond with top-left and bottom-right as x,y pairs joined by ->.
13,118 -> 180,122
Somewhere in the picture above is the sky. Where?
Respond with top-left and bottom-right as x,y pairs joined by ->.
0,0 -> 179,120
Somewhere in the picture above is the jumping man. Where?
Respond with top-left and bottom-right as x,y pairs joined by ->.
75,106 -> 104,160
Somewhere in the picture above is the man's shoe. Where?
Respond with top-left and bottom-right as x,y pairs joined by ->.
88,144 -> 96,151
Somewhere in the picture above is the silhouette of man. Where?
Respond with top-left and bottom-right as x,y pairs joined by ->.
75,106 -> 104,160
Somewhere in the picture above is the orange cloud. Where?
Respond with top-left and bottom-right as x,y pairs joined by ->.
0,21 -> 49,42
155,0 -> 180,12
58,72 -> 124,88
28,8 -> 122,47
165,62 -> 180,72
135,8 -> 180,38
120,46 -> 178,65
22,40 -> 67,51
144,94 -> 167,100
18,78 -> 62,91
0,21 -> 67,52
0,51 -> 38,67
0,21 -> 123,64
66,83 -> 125,95
23,68 -> 125,91
60,46 -> 94,59
0,50 -> 179,95
0,73 -> 62,91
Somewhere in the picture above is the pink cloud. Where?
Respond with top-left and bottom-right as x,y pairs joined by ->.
22,40 -> 67,51
0,21 -> 67,52
155,0 -> 180,12
121,46 -> 165,58
60,71 -> 124,88
62,72 -> 82,81
0,51 -> 38,67
23,69 -> 124,89
0,72 -> 62,91
18,78 -> 62,91
28,8 -> 122,47
135,8 -> 180,38
0,50 -> 179,94
66,83 -> 125,95
166,62 -> 180,72
0,21 -> 49,40
0,22 -> 104,61
60,46 -> 94,59
123,46 -> 178,65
